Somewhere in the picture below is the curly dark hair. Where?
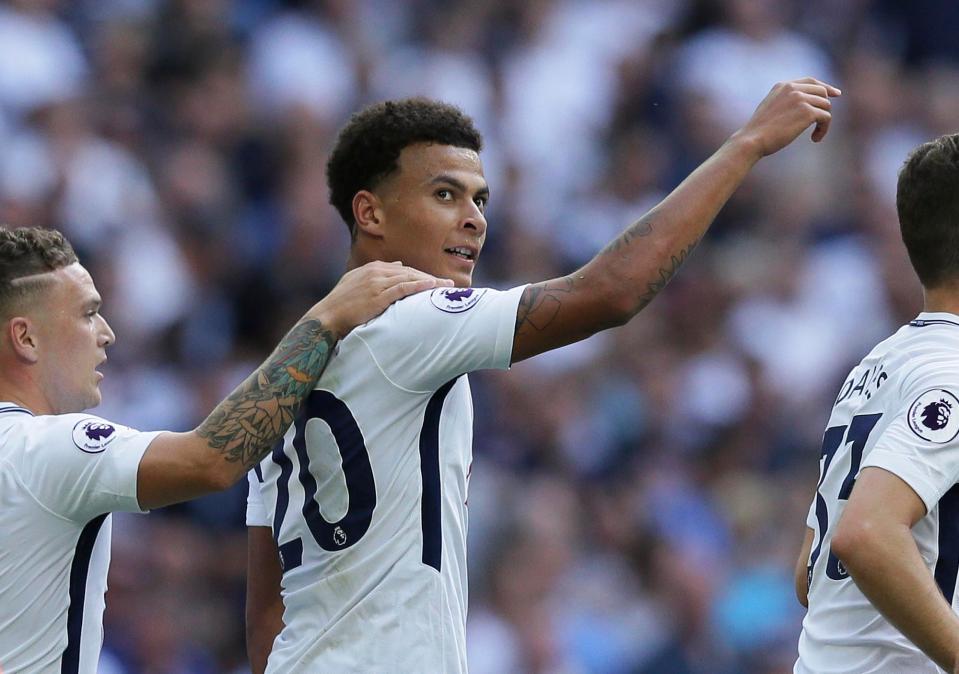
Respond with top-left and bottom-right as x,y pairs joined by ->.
0,226 -> 78,317
327,98 -> 483,238
898,133 -> 959,288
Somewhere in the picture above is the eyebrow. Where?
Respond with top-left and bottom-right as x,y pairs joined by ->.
429,174 -> 490,198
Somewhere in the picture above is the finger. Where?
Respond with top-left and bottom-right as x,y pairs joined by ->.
394,273 -> 454,287
810,108 -> 832,142
385,278 -> 446,301
793,76 -> 842,97
382,267 -> 451,284
800,92 -> 832,111
790,83 -> 831,100
376,270 -> 450,292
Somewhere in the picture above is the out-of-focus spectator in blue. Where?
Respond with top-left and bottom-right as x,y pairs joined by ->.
1,0 -> 956,672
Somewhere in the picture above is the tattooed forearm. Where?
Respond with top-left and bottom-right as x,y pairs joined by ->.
632,239 -> 699,313
515,277 -> 575,334
196,319 -> 336,468
600,213 -> 655,256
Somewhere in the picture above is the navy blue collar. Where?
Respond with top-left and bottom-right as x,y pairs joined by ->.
0,404 -> 34,416
910,318 -> 959,328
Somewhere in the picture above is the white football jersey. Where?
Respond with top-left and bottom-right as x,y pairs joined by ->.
247,285 -> 526,673
0,406 -> 157,674
797,312 -> 959,674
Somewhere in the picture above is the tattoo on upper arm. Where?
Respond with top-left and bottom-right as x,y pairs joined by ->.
515,277 -> 575,334
197,319 -> 336,468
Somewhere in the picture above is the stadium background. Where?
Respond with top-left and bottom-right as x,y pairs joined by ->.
1,0 -> 956,671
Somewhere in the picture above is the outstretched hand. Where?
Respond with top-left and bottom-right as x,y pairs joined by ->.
735,77 -> 842,159
312,261 -> 454,338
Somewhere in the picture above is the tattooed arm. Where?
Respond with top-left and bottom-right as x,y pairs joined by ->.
511,77 -> 841,363
136,262 -> 451,510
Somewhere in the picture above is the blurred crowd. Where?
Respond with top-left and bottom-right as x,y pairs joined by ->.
1,0 -> 957,672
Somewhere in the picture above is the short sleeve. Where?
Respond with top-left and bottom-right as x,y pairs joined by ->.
805,497 -> 818,531
350,285 -> 527,392
12,414 -> 160,522
861,364 -> 959,514
246,471 -> 270,527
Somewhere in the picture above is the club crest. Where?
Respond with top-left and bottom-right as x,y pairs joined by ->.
72,418 -> 118,454
430,287 -> 486,313
908,389 -> 959,443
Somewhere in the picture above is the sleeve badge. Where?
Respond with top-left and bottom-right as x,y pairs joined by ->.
72,418 -> 118,454
429,287 -> 486,313
908,389 -> 959,444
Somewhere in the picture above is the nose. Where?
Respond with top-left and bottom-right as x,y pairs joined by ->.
99,316 -> 116,348
462,203 -> 487,237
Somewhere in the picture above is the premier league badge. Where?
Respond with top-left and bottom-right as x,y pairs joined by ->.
908,389 -> 959,443
430,287 -> 486,313
72,419 -> 118,454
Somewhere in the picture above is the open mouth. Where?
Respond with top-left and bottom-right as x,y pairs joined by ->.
445,246 -> 475,261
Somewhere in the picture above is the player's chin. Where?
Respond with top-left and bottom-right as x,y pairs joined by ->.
450,270 -> 473,288
444,262 -> 474,287
87,385 -> 103,409
441,252 -> 476,287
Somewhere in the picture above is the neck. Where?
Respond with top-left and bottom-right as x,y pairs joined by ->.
0,357 -> 54,415
346,248 -> 365,273
0,384 -> 48,415
346,239 -> 386,272
922,285 -> 959,315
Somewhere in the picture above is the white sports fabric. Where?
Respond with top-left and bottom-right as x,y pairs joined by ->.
0,406 -> 157,674
797,312 -> 959,674
248,285 -> 525,673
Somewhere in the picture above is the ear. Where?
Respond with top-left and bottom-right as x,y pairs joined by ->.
352,190 -> 386,239
7,316 -> 39,364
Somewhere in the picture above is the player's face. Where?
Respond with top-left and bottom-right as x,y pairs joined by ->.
34,263 -> 115,413
375,143 -> 488,287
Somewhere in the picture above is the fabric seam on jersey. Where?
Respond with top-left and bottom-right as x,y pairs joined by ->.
0,406 -> 32,416
351,331 -> 435,395
0,457 -> 75,524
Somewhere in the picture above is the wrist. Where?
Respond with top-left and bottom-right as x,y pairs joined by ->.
305,304 -> 347,341
725,130 -> 765,166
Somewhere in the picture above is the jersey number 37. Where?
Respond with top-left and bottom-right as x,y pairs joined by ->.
808,413 -> 883,584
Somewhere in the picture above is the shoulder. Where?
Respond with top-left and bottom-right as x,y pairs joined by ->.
345,285 -> 528,392
0,411 -> 148,465
380,286 -> 499,320
355,286 -> 524,340
887,340 -> 959,445
898,329 -> 959,384
29,413 -> 129,454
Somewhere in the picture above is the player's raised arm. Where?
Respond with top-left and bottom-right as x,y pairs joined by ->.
136,262 -> 452,510
510,77 -> 840,362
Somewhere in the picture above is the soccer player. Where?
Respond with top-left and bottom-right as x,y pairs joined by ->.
245,76 -> 840,673
795,134 -> 959,673
0,226 -> 449,673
